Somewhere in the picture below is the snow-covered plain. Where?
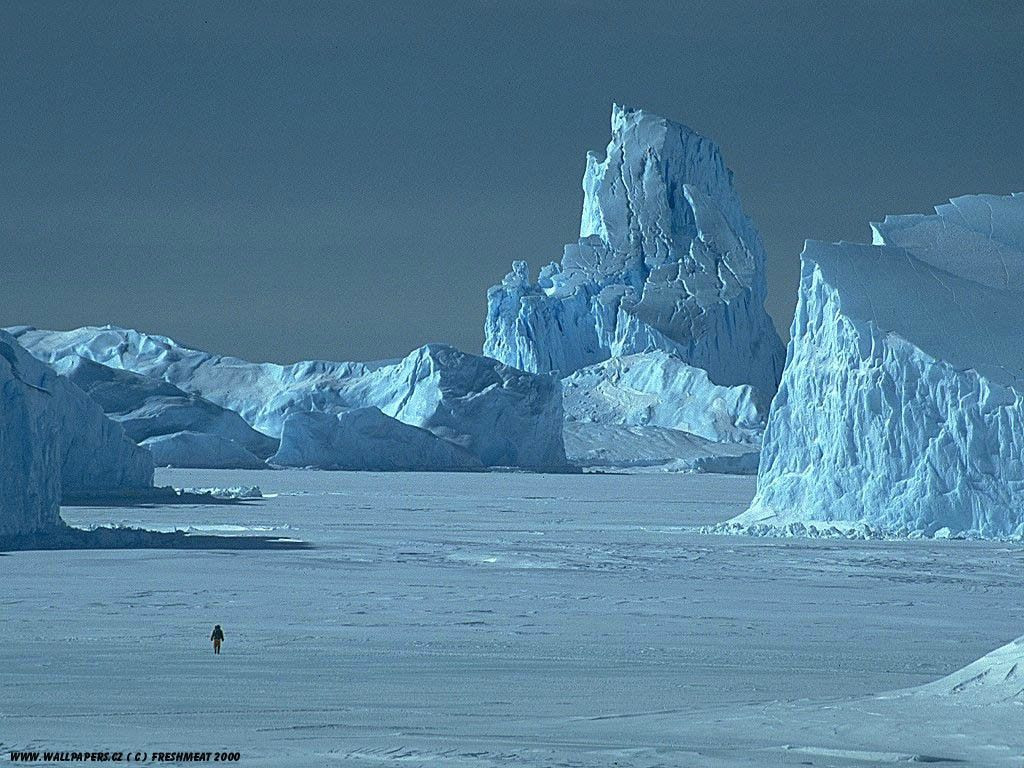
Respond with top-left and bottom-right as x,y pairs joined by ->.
2,469 -> 1022,766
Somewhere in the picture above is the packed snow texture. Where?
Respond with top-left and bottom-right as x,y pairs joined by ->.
9,468 -> 1022,766
735,192 -> 1024,538
9,327 -> 567,470
49,355 -> 277,468
271,407 -> 483,471
484,105 -> 784,398
562,351 -> 765,444
0,331 -> 152,535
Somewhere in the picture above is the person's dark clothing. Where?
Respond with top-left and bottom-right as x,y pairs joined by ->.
211,625 -> 224,654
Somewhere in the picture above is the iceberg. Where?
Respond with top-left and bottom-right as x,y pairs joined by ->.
10,327 -> 567,471
141,431 -> 267,469
563,423 -> 759,474
1,332 -> 63,536
484,105 -> 785,398
731,192 -> 1024,538
0,330 -> 152,536
562,351 -> 766,444
271,407 -> 483,471
560,350 -> 765,472
50,356 -> 277,468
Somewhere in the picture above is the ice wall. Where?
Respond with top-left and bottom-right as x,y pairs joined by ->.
734,193 -> 1024,537
0,330 -> 152,535
0,333 -> 62,535
484,105 -> 784,397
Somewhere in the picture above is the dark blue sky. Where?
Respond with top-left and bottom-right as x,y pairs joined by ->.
4,1 -> 1023,363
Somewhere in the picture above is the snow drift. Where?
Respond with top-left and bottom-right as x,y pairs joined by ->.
484,105 -> 784,397
915,633 -> 1024,703
731,192 -> 1024,538
10,327 -> 567,471
0,330 -> 152,536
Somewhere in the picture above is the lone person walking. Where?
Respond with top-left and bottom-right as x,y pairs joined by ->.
210,624 -> 225,655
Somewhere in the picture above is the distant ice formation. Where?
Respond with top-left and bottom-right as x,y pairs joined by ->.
142,431 -> 268,469
563,423 -> 759,474
730,193 -> 1024,538
50,356 -> 276,468
484,105 -> 784,396
483,106 -> 782,472
562,351 -> 765,444
177,486 -> 263,500
0,330 -> 152,536
271,407 -> 483,471
10,327 -> 567,471
561,350 -> 764,472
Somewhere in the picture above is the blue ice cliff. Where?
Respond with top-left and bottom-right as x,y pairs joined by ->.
0,330 -> 152,536
728,192 -> 1024,538
9,327 -> 567,471
484,105 -> 784,470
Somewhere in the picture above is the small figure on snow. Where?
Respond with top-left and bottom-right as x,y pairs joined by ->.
210,624 -> 225,655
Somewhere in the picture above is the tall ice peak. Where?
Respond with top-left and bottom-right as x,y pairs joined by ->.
484,104 -> 784,397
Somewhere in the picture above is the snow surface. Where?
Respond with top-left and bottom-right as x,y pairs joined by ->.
871,191 -> 1024,291
484,105 -> 784,397
9,327 -> 566,470
50,355 -> 277,467
735,192 -> 1024,538
3,468 -> 1022,766
0,330 -> 151,536
271,407 -> 482,471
